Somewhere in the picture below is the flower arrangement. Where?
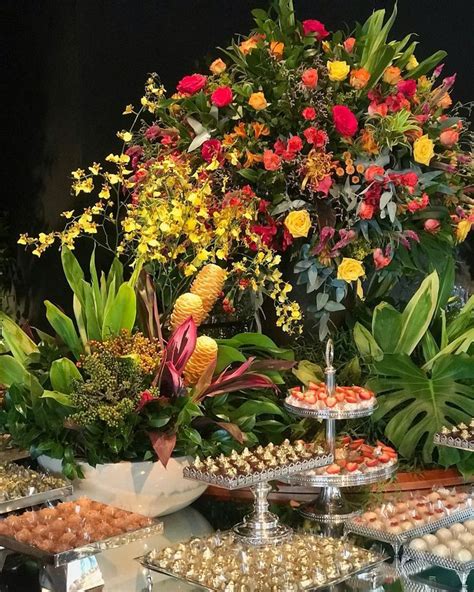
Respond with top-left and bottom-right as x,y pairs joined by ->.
18,1 -> 473,339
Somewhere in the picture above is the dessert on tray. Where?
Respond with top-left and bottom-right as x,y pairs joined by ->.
351,488 -> 472,535
305,436 -> 397,477
435,420 -> 474,449
0,497 -> 152,553
0,462 -> 67,502
286,382 -> 375,413
408,519 -> 474,563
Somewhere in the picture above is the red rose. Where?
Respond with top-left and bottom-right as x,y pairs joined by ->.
302,19 -> 329,39
397,79 -> 417,98
332,105 -> 358,137
211,86 -> 233,108
273,139 -> 286,155
302,107 -> 316,120
201,139 -> 223,163
263,150 -> 281,171
287,135 -> 303,153
304,127 -> 328,148
359,201 -> 375,220
177,73 -> 207,95
402,172 -> 418,187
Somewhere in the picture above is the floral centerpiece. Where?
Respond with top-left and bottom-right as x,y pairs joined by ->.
19,1 -> 472,339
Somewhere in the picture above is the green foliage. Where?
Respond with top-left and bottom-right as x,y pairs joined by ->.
355,273 -> 474,474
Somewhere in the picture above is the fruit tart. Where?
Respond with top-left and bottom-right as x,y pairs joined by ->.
286,382 -> 375,414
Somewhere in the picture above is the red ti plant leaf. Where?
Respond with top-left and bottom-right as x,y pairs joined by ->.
200,372 -> 278,399
159,361 -> 184,398
165,317 -> 197,373
148,431 -> 177,467
216,421 -> 245,444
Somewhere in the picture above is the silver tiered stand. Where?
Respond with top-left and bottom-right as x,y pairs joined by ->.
183,449 -> 332,546
285,339 -> 397,528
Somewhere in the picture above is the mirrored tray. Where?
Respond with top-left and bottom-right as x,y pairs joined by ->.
138,532 -> 389,591
284,400 -> 377,420
346,507 -> 474,551
0,483 -> 73,515
434,433 -> 474,452
0,520 -> 163,567
183,451 -> 333,490
403,546 -> 474,581
287,461 -> 397,488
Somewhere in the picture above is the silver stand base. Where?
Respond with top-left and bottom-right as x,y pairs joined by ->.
40,556 -> 104,592
300,486 -> 361,526
232,482 -> 293,546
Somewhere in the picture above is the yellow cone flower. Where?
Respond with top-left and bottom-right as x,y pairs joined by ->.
190,264 -> 227,316
184,336 -> 218,385
170,293 -> 205,332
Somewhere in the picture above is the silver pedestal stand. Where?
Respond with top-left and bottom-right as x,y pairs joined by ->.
183,449 -> 332,546
285,339 -> 396,532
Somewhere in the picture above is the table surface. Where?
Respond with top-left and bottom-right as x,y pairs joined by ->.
0,495 -> 472,591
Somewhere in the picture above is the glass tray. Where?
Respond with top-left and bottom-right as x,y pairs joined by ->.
0,520 -> 163,567
284,400 -> 377,420
404,546 -> 474,576
0,483 -> 73,514
287,461 -> 398,488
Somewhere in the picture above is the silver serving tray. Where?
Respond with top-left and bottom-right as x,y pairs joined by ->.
434,433 -> 474,452
138,550 -> 389,591
183,451 -> 333,490
284,400 -> 377,420
287,461 -> 397,487
346,507 -> 474,548
404,546 -> 474,575
0,484 -> 73,514
0,519 -> 163,567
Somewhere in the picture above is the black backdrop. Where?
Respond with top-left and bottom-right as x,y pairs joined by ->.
1,0 -> 473,324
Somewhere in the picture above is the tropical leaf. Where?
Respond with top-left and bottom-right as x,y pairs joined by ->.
101,283 -> 136,339
41,390 -> 74,407
371,302 -> 401,353
50,358 -> 83,394
61,247 -> 85,304
369,353 -> 474,463
216,345 -> 246,373
0,355 -> 30,387
44,301 -> 83,360
0,313 -> 38,363
353,322 -> 383,361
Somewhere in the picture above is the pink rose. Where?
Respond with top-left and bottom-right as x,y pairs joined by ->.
301,68 -> 318,88
424,219 -> 441,234
302,19 -> 329,39
439,128 -> 459,147
332,105 -> 358,137
304,127 -> 328,147
263,150 -> 281,171
177,73 -> 207,95
201,139 -> 223,163
287,136 -> 303,153
315,175 -> 333,196
302,106 -> 316,120
359,202 -> 375,220
211,86 -> 233,108
397,79 -> 417,98
343,37 -> 356,53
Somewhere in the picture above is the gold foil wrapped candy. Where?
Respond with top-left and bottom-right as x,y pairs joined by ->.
169,293 -> 206,331
0,463 -> 67,501
190,264 -> 227,316
184,335 -> 218,385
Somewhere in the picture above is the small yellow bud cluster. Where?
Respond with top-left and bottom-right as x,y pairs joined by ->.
184,336 -> 218,385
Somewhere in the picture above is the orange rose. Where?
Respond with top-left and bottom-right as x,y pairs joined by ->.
248,92 -> 268,111
350,68 -> 371,90
383,66 -> 401,85
239,35 -> 261,55
438,92 -> 452,109
301,68 -> 318,88
343,37 -> 356,53
439,128 -> 459,147
364,165 -> 385,182
210,58 -> 226,75
269,40 -> 284,59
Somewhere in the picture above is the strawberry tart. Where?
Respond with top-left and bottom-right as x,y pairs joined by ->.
286,382 -> 375,415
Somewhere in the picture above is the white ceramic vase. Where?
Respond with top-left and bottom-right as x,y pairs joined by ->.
37,455 -> 207,517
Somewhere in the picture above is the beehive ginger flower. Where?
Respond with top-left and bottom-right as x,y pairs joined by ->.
184,336 -> 218,385
190,264 -> 227,315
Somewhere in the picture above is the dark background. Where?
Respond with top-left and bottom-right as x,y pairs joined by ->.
1,0 -> 473,325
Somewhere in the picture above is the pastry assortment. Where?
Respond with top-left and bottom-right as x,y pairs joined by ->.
435,420 -> 474,450
286,382 -> 375,413
351,488 -> 472,536
144,532 -> 384,591
408,520 -> 474,564
187,439 -> 327,481
305,436 -> 397,477
0,463 -> 67,502
0,497 -> 152,554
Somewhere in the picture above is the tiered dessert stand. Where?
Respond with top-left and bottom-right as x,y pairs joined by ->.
183,441 -> 333,545
284,339 -> 397,527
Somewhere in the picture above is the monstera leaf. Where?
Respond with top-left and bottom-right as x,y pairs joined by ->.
369,353 -> 474,464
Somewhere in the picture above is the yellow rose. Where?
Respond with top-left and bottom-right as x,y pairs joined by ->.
327,60 -> 350,82
456,219 -> 472,243
210,58 -> 226,75
284,210 -> 311,238
248,92 -> 268,111
413,135 -> 435,166
337,258 -> 365,282
406,55 -> 419,71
